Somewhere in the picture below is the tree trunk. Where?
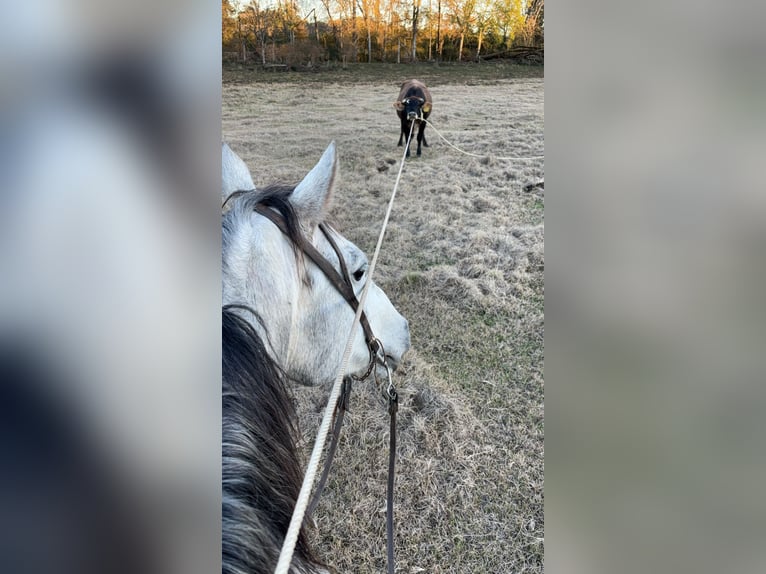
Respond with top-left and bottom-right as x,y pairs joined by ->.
476,26 -> 484,59
458,32 -> 464,61
385,6 -> 396,63
382,25 -> 387,61
320,0 -> 340,57
526,0 -> 544,46
427,0 -> 432,60
436,0 -> 442,59
367,25 -> 372,62
352,1 -> 358,62
411,0 -> 420,61
260,31 -> 267,65
236,16 -> 245,62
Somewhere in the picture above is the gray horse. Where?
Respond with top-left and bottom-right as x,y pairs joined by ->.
222,142 -> 410,573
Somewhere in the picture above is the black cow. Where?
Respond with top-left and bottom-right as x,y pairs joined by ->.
393,79 -> 433,157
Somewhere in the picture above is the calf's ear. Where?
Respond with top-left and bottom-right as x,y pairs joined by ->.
422,103 -> 431,113
290,141 -> 338,229
393,101 -> 404,111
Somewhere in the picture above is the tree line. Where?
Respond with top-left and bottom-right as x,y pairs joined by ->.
222,0 -> 543,66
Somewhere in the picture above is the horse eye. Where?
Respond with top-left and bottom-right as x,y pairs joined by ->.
353,267 -> 366,282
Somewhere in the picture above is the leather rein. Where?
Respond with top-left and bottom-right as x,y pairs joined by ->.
253,203 -> 399,574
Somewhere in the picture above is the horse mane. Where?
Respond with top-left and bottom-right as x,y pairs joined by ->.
222,306 -> 322,574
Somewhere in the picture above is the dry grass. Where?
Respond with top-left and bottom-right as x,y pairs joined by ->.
223,66 -> 544,573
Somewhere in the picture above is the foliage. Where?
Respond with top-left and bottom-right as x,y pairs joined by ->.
222,0 -> 543,65
222,0 -> 239,52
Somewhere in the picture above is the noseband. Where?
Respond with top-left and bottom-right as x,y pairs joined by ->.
253,203 -> 381,380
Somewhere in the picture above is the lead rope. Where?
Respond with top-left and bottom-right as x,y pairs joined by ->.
305,377 -> 352,521
421,117 -> 544,161
274,121 -> 415,574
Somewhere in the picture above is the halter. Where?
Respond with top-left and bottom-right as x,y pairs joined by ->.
253,203 -> 382,380
402,96 -> 428,121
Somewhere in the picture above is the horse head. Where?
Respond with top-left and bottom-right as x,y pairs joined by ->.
222,142 -> 410,385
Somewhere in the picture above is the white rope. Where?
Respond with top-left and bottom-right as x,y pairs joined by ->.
421,118 -> 544,161
274,121 -> 415,574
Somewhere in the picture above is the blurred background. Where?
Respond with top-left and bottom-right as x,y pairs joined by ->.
0,1 -> 220,573
548,1 -> 766,573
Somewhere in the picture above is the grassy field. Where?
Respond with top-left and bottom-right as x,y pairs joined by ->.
223,63 -> 544,573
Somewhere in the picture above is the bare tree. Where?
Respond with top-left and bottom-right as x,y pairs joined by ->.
436,0 -> 443,58
521,0 -> 543,46
224,0 -> 543,64
320,0 -> 343,54
381,0 -> 400,61
475,7 -> 493,58
373,0 -> 385,60
411,0 -> 421,61
448,0 -> 477,61
335,0 -> 359,61
358,0 -> 374,62
427,0 -> 432,59
352,0 -> 359,61
242,2 -> 269,65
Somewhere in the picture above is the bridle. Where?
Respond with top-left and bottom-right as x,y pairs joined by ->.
252,201 -> 399,574
253,203 -> 382,379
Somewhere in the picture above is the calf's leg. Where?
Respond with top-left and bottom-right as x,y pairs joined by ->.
398,117 -> 408,147
416,121 -> 427,156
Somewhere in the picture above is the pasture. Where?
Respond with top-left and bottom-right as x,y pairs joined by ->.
223,62 -> 544,573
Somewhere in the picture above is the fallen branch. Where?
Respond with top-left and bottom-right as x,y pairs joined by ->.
480,46 -> 544,62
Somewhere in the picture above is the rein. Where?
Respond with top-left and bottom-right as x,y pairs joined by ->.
270,122 -> 413,574
252,201 -> 399,574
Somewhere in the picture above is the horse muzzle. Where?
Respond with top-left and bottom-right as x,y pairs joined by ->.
379,319 -> 410,373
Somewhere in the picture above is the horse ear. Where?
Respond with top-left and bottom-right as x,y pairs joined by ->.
222,142 -> 255,200
291,141 -> 338,226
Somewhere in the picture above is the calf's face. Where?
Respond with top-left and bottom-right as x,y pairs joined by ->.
396,95 -> 431,120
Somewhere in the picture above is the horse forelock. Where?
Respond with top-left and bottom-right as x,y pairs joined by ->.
222,307 -> 323,574
223,184 -> 314,289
